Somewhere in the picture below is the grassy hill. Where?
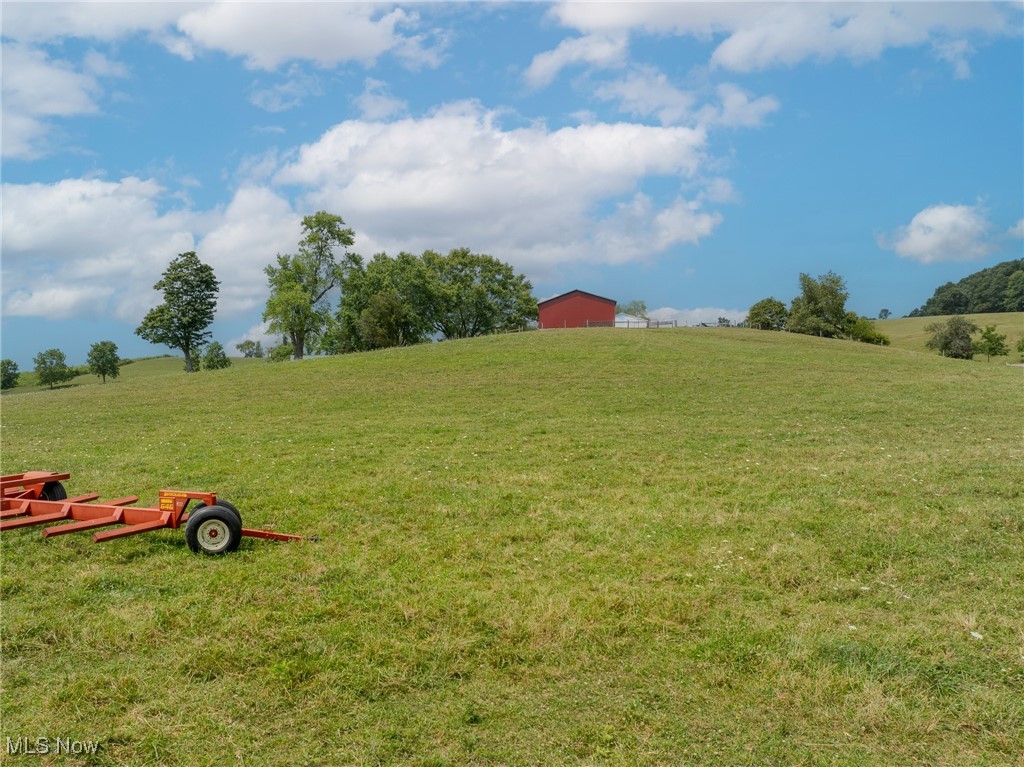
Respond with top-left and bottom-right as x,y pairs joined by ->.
5,355 -> 264,394
878,312 -> 1023,357
1,329 -> 1020,766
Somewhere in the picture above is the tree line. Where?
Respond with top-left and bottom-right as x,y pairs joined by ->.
261,212 -> 537,360
1,344 -> 125,391
3,211 -> 536,389
0,340 -> 232,392
746,272 -> 891,345
3,342 -> 122,390
909,259 -> 1024,316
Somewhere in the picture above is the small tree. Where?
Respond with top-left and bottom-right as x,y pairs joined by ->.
34,348 -> 75,389
975,324 -> 1009,362
86,340 -> 121,383
878,308 -> 891,320
235,340 -> 264,358
202,341 -> 231,370
1,359 -> 20,390
747,297 -> 789,330
925,315 -> 979,359
135,251 -> 220,372
1017,337 -> 1024,361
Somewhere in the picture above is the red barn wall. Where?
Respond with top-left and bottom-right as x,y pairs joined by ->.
538,291 -> 616,329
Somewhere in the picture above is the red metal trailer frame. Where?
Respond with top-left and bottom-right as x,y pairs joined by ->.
1,472 -> 304,552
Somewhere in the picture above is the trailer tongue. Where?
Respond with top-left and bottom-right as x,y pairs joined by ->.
1,472 -> 305,555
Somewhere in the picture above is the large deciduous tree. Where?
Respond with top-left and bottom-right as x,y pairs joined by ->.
34,348 -> 75,389
334,252 -> 433,352
787,272 -> 850,339
87,340 -> 121,383
263,211 -> 355,359
925,315 -> 979,359
421,248 -> 537,339
135,251 -> 220,372
747,297 -> 789,330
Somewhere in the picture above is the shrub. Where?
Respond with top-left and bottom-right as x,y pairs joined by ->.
268,344 -> 293,363
925,316 -> 979,359
202,342 -> 232,370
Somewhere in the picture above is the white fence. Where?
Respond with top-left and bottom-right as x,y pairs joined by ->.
584,319 -> 678,329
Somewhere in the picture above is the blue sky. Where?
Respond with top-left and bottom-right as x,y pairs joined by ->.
2,1 -> 1022,367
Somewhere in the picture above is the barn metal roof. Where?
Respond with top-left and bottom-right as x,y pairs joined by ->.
537,289 -> 616,307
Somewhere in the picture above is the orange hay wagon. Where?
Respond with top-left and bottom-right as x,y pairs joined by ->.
1,472 -> 306,555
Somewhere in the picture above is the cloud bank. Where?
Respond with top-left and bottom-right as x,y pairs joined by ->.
3,104 -> 724,321
539,2 -> 1014,77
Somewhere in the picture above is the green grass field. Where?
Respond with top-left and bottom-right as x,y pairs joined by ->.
878,312 -> 1024,357
1,328 -> 1021,766
7,355 -> 265,394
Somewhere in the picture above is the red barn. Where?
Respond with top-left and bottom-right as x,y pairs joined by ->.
538,290 -> 616,329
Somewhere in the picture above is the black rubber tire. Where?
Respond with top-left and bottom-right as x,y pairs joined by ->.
185,505 -> 242,555
190,499 -> 242,527
40,481 -> 67,501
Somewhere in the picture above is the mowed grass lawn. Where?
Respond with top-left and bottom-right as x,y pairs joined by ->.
1,328 -> 1021,766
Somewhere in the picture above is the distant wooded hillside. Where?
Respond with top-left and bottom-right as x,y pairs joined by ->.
908,259 -> 1024,316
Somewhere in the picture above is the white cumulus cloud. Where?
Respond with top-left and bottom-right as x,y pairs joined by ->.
274,102 -> 718,269
525,33 -> 629,87
177,3 -> 440,70
0,178 -> 301,322
195,186 -> 303,315
593,66 -> 695,126
226,322 -> 279,355
698,84 -> 780,128
1,177 -> 197,319
0,2 -> 193,44
355,78 -> 408,120
880,203 -> 995,264
1,44 -> 103,159
250,66 -> 323,112
544,2 -> 1014,76
2,286 -> 117,322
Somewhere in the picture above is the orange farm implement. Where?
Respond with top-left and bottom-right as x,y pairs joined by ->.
1,472 -> 305,555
